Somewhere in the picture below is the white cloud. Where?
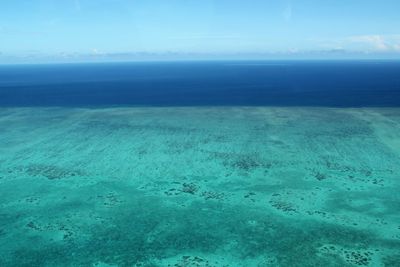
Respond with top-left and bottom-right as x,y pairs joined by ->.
74,0 -> 81,12
348,35 -> 388,50
283,3 -> 292,22
346,34 -> 400,52
91,48 -> 102,55
314,34 -> 400,53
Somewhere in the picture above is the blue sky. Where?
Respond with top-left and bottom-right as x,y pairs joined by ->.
1,0 -> 400,62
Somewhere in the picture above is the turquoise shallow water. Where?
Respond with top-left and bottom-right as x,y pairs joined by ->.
0,107 -> 400,266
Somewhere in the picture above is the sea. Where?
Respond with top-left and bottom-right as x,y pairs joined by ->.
0,61 -> 399,266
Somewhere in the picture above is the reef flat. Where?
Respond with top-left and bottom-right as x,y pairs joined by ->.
0,107 -> 399,266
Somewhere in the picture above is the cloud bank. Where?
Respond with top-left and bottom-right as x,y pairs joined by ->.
346,35 -> 400,52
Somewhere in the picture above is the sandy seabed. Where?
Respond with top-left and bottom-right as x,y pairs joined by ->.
0,107 -> 399,266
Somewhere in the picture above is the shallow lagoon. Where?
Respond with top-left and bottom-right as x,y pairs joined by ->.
0,107 -> 400,266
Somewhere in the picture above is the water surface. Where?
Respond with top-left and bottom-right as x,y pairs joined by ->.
0,62 -> 400,266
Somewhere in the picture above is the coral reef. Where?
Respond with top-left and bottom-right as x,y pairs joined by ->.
1,107 -> 399,266
23,164 -> 84,180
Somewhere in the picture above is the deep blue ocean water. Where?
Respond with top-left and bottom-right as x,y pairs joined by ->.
0,60 -> 399,107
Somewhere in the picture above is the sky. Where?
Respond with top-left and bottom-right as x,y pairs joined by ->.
1,0 -> 400,63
